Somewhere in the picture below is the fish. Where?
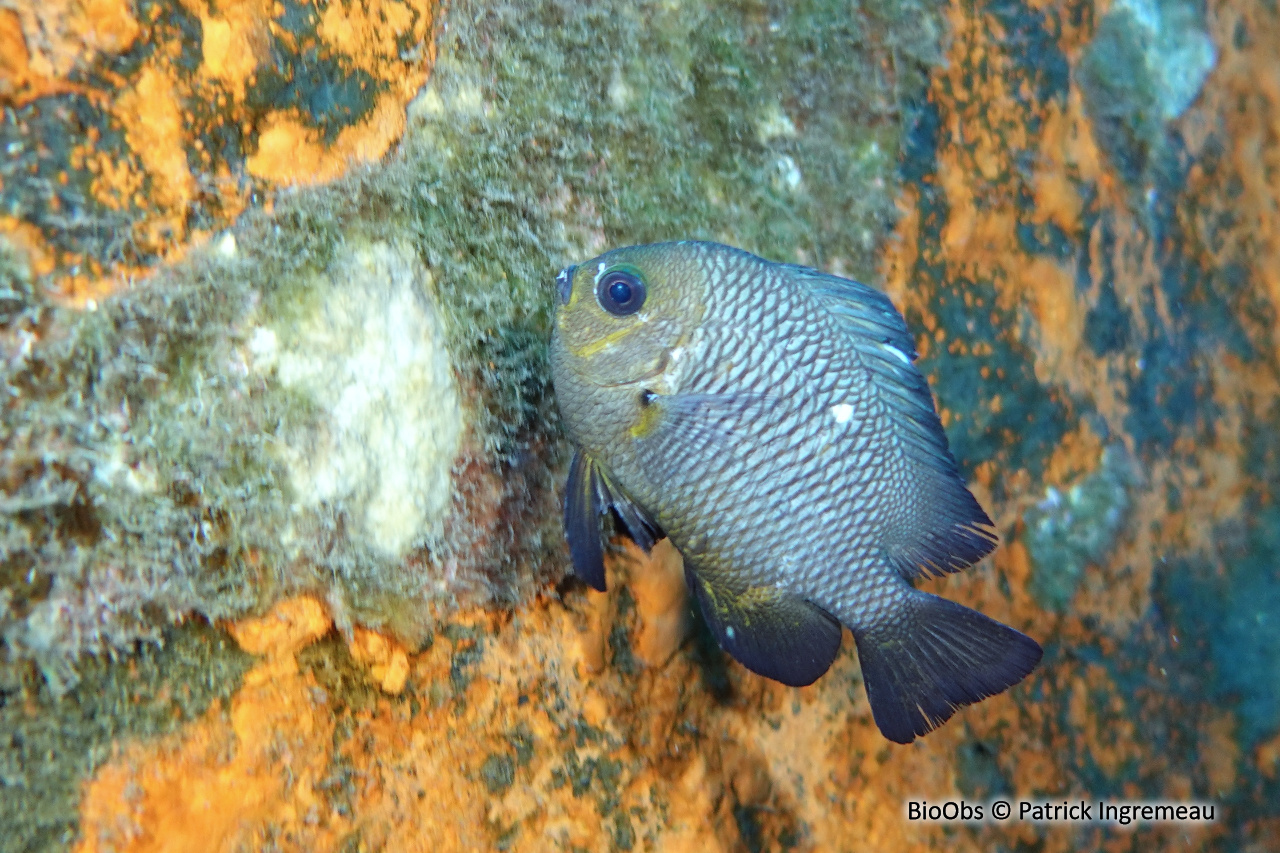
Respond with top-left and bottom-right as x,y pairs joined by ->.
548,240 -> 1042,743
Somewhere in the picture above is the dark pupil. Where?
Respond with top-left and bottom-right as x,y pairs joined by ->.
597,270 -> 646,316
608,280 -> 632,305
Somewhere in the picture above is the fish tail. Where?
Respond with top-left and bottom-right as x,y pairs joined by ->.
849,591 -> 1042,744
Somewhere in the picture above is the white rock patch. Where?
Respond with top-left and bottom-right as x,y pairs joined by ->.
269,241 -> 462,559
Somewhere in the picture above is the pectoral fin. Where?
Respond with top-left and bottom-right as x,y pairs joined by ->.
685,567 -> 843,687
564,450 -> 663,592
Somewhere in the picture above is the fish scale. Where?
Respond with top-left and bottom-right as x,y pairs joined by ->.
550,240 -> 1042,743
650,275 -> 893,585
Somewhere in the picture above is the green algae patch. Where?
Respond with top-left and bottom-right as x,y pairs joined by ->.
2,0 -> 939,688
297,632 -> 388,717
0,619 -> 252,853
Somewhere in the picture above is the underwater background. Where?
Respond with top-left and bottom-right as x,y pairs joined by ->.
1,0 -> 1277,849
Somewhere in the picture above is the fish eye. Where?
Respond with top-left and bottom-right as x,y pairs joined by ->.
595,269 -> 647,317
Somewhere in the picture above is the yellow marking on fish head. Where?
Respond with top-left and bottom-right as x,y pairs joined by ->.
552,245 -> 707,389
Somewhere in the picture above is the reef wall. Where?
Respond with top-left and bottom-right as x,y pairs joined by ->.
1,0 -> 1278,849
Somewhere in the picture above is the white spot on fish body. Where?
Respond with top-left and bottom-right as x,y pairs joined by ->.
830,403 -> 854,424
726,626 -> 736,640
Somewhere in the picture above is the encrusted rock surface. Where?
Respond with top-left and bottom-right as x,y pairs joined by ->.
3,0 -> 1279,849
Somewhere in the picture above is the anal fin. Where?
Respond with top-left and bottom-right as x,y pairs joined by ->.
686,567 -> 843,687
851,591 -> 1042,743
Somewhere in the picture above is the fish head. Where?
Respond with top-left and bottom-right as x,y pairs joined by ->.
551,243 -> 707,391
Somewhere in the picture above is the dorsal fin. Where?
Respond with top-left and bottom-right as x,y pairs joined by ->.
782,265 -> 918,361
787,266 -> 998,578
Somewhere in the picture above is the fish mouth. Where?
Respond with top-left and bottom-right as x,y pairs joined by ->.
595,360 -> 666,389
593,361 -> 665,386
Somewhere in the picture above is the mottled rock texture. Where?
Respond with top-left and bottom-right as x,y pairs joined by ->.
2,0 -> 1279,849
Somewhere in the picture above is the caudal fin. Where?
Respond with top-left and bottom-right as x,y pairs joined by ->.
852,592 -> 1042,744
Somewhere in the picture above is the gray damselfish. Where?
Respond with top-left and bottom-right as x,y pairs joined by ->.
548,241 -> 1042,743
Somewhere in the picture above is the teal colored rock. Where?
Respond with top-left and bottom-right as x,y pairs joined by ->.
1024,446 -> 1135,613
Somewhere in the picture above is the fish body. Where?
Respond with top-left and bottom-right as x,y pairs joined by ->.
549,241 -> 1041,743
